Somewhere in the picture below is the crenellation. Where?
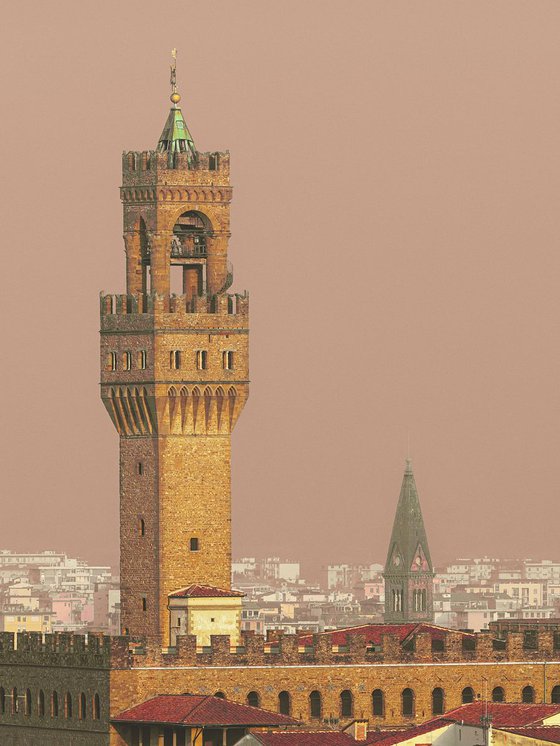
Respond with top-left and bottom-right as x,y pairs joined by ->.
100,292 -> 249,321
121,149 -> 230,189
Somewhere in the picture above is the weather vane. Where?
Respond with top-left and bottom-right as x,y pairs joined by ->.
170,48 -> 180,105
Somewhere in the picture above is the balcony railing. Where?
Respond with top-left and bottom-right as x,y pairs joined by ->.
171,235 -> 207,259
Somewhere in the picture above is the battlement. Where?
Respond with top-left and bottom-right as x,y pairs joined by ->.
100,291 -> 248,322
114,629 -> 560,669
0,631 -> 113,669
2,629 -> 560,671
122,150 -> 230,188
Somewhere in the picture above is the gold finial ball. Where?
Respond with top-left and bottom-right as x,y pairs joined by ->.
171,92 -> 181,104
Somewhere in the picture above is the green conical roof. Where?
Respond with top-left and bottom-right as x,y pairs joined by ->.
384,459 -> 433,575
157,105 -> 197,162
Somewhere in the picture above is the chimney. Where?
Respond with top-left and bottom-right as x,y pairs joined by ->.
343,719 -> 369,741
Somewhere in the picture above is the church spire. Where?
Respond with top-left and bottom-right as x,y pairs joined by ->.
157,49 -> 197,162
383,459 -> 434,623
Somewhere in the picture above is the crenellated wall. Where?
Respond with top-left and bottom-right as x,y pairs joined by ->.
4,629 -> 560,744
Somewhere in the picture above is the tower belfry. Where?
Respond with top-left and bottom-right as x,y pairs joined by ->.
99,53 -> 249,646
383,459 -> 434,623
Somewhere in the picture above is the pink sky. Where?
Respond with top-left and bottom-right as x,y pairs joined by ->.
1,1 -> 559,576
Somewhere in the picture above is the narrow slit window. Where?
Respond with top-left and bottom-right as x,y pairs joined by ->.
137,461 -> 144,475
190,537 -> 199,551
142,597 -> 147,612
223,351 -> 234,370
196,350 -> 208,370
139,518 -> 145,537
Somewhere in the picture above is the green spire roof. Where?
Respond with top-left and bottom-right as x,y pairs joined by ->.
384,459 -> 433,574
157,105 -> 197,162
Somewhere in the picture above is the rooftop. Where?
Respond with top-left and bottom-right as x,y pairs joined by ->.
168,584 -> 245,599
297,622 -> 475,648
113,694 -> 299,727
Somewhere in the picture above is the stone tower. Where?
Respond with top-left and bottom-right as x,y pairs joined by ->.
383,459 -> 434,623
99,62 -> 249,646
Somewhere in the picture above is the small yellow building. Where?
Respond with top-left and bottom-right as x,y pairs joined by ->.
167,584 -> 244,648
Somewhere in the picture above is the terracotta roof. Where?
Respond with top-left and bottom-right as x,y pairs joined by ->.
249,732 -> 355,745
297,622 -> 474,648
439,702 -> 560,727
500,727 -> 560,743
113,694 -> 298,727
168,584 -> 245,599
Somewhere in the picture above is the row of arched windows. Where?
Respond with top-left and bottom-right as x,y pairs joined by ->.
168,385 -> 237,398
239,684 -> 560,719
0,687 -> 101,721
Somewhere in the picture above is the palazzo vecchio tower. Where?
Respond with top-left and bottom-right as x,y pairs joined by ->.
99,55 -> 249,647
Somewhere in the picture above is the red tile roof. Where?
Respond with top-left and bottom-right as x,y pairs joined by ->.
113,694 -> 298,727
439,702 -> 560,727
297,622 -> 474,648
168,584 -> 245,599
500,727 -> 560,744
249,732 -> 355,745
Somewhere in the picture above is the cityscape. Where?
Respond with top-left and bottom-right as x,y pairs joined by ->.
2,549 -> 560,639
3,3 -> 560,746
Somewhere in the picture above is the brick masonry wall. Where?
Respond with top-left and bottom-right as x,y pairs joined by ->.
0,634 -> 110,745
108,659 -> 560,739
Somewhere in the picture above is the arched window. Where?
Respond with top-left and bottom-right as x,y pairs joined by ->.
25,689 -> 32,716
138,350 -> 147,369
340,690 -> 353,718
79,692 -> 86,720
278,691 -> 291,715
492,687 -> 505,703
214,691 -> 225,699
65,692 -> 72,718
209,153 -> 220,171
38,690 -> 45,717
12,687 -> 18,714
462,687 -> 474,704
552,686 -> 560,704
432,687 -> 444,715
247,691 -> 260,708
0,686 -> 4,715
123,351 -> 132,371
310,690 -> 322,718
223,351 -> 234,370
170,351 -> 181,370
522,686 -> 535,704
402,688 -> 414,717
93,693 -> 101,720
372,689 -> 384,717
52,691 -> 59,718
196,350 -> 208,370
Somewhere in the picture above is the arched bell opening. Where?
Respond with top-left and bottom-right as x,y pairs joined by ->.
170,210 -> 213,299
127,216 -> 151,296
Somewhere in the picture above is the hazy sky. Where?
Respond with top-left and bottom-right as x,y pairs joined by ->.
1,1 -> 560,576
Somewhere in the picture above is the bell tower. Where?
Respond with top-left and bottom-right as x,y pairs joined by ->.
100,53 -> 249,646
383,459 -> 434,623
